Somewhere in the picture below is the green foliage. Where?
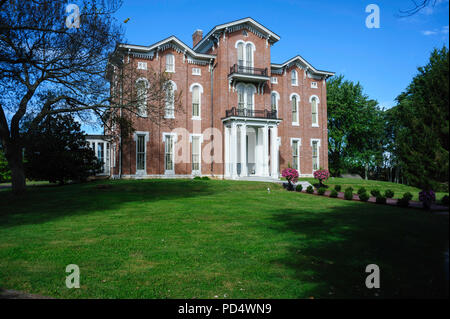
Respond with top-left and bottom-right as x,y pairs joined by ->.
329,189 -> 338,198
327,75 -> 385,178
295,184 -> 303,192
201,176 -> 210,180
371,189 -> 381,197
357,187 -> 367,196
306,185 -> 314,194
359,192 -> 370,202
24,114 -> 101,184
397,197 -> 410,207
344,189 -> 353,200
0,150 -> 11,183
403,192 -> 414,201
376,195 -> 387,204
318,187 -> 326,195
441,195 -> 449,206
334,185 -> 342,192
193,176 -> 202,180
385,189 -> 395,198
392,46 -> 449,190
345,186 -> 354,193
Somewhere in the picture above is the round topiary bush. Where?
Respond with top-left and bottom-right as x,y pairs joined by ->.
201,176 -> 210,180
306,185 -> 314,194
370,189 -> 381,197
318,187 -> 326,195
359,192 -> 370,202
344,189 -> 353,200
334,185 -> 341,192
193,176 -> 202,180
376,195 -> 387,204
329,189 -> 338,198
357,187 -> 367,196
295,184 -> 303,192
385,189 -> 394,198
397,197 -> 410,207
345,187 -> 354,193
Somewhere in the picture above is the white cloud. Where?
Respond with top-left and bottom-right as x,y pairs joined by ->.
421,26 -> 448,36
442,25 -> 449,34
421,30 -> 438,35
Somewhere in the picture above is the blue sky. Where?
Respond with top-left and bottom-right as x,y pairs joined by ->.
87,0 -> 449,134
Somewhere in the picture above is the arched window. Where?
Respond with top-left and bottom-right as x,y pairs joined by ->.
310,96 -> 320,127
235,41 -> 254,72
190,83 -> 203,119
165,81 -> 177,118
291,70 -> 298,86
290,94 -> 299,125
165,53 -> 175,72
237,42 -> 244,67
245,43 -> 253,68
271,91 -> 279,116
236,83 -> 255,116
136,79 -> 148,117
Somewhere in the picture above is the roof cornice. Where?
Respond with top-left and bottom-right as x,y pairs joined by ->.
271,55 -> 335,77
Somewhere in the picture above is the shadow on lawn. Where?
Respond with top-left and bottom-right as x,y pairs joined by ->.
269,205 -> 449,298
0,179 -> 216,229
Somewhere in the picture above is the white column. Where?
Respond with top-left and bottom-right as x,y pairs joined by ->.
270,126 -> 278,178
224,126 -> 230,177
240,124 -> 247,177
262,125 -> 269,176
230,123 -> 238,179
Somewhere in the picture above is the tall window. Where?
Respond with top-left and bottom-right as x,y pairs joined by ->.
237,42 -> 244,67
292,140 -> 299,171
165,53 -> 175,72
236,84 -> 255,115
97,143 -> 104,173
191,136 -> 201,173
236,41 -> 254,72
136,79 -> 147,117
312,140 -> 319,171
237,85 -> 245,110
271,93 -> 277,112
245,43 -> 253,68
164,135 -> 174,172
192,85 -> 200,118
136,135 -> 145,171
311,97 -> 318,126
291,70 -> 298,86
291,95 -> 298,124
165,81 -> 175,118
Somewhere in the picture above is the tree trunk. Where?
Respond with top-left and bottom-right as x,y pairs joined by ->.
5,144 -> 26,194
365,163 -> 369,180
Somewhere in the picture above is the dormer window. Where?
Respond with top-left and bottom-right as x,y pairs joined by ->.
291,70 -> 298,86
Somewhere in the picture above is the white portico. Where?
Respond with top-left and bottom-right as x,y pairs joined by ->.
223,114 -> 281,179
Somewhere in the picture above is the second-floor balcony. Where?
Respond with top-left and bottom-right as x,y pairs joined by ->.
225,107 -> 278,120
228,62 -> 269,84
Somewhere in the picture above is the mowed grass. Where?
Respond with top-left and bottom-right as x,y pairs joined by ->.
0,179 -> 448,299
300,177 -> 449,201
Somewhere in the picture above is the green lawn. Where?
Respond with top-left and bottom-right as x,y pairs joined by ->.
300,177 -> 449,202
0,179 -> 448,298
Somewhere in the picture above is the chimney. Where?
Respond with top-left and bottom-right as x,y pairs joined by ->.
192,29 -> 203,47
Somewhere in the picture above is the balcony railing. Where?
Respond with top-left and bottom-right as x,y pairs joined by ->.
229,63 -> 268,77
225,107 -> 277,119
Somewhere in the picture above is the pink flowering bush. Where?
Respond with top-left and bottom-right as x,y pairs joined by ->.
313,169 -> 330,186
282,168 -> 299,190
419,190 -> 436,209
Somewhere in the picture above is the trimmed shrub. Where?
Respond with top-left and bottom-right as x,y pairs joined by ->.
317,187 -> 326,195
397,197 -> 410,207
370,189 -> 381,197
334,185 -> 341,192
295,184 -> 303,192
357,187 -> 367,196
345,187 -> 354,193
359,192 -> 370,202
441,195 -> 449,206
385,189 -> 395,198
201,176 -> 210,180
306,185 -> 314,194
344,189 -> 353,200
193,176 -> 202,180
375,195 -> 387,204
329,189 -> 338,198
403,192 -> 413,201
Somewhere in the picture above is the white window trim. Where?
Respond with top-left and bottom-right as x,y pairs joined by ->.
135,78 -> 149,118
137,61 -> 147,70
189,83 -> 203,120
165,53 -> 175,73
310,95 -> 320,127
271,77 -> 278,84
291,69 -> 298,86
311,81 -> 318,89
190,134 -> 203,176
192,67 -> 201,76
310,138 -> 321,173
271,91 -> 280,113
165,80 -> 177,119
133,131 -> 149,175
235,40 -> 256,68
236,83 -> 256,110
163,132 -> 178,175
290,138 -> 301,173
290,93 -> 300,126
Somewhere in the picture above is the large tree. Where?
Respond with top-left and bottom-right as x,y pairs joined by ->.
327,75 -> 385,179
393,46 -> 449,190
